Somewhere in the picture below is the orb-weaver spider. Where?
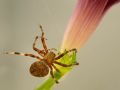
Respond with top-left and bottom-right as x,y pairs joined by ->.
2,25 -> 79,83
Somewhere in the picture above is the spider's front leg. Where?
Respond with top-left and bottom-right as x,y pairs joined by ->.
54,61 -> 79,67
54,48 -> 79,67
33,36 -> 45,57
48,48 -> 57,51
55,48 -> 77,60
40,25 -> 48,53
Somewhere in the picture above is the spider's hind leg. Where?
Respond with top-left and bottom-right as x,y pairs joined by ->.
52,64 -> 61,73
49,66 -> 59,84
2,52 -> 41,60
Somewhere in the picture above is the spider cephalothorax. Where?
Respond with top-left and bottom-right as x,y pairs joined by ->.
3,25 -> 79,83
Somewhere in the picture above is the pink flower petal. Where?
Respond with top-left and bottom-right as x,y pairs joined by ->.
61,0 -> 120,50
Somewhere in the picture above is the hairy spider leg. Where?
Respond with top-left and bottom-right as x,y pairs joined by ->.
48,48 -> 57,51
40,25 -> 48,53
33,36 -> 45,57
54,61 -> 79,67
3,52 -> 42,60
55,48 -> 77,60
52,64 -> 61,73
49,66 -> 59,84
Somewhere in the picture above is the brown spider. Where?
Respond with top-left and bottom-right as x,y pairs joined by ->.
3,25 -> 79,83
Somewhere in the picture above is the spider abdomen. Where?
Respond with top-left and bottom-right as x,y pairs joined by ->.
30,61 -> 49,77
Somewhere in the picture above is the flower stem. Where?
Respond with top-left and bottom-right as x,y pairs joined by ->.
35,52 -> 76,90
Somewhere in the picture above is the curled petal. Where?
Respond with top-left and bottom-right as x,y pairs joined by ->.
61,0 -> 120,50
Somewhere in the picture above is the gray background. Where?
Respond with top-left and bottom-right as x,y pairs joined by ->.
0,0 -> 120,90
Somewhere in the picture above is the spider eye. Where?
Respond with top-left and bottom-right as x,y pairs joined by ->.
29,61 -> 49,77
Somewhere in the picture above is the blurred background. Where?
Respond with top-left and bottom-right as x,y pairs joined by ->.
0,0 -> 120,90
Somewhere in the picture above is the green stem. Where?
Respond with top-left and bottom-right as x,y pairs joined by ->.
35,52 -> 76,90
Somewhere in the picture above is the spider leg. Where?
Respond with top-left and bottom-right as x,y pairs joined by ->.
54,61 -> 79,67
55,48 -> 77,60
49,66 -> 59,84
52,64 -> 61,73
2,52 -> 42,60
48,48 -> 57,51
40,25 -> 48,53
33,36 -> 45,57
